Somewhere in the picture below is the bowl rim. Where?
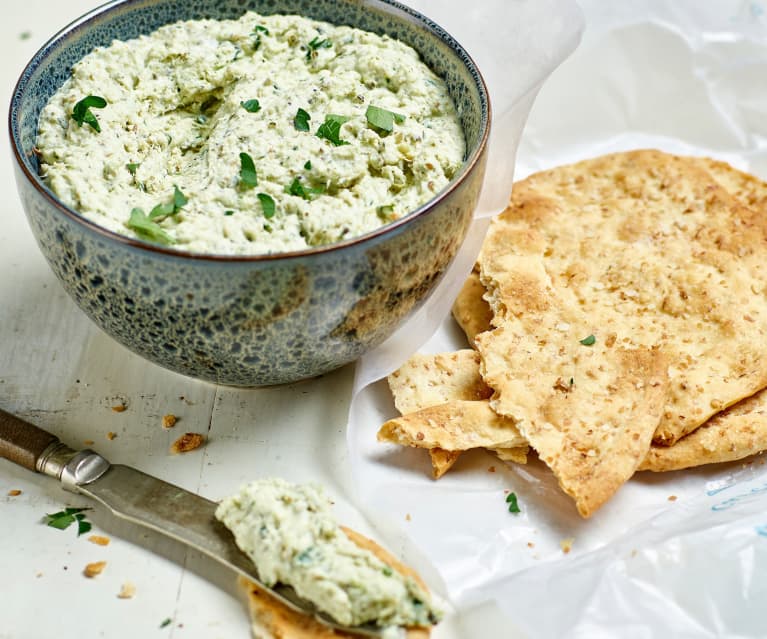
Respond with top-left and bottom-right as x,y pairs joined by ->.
9,0 -> 491,264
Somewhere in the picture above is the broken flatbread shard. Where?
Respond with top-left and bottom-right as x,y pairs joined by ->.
452,266 -> 494,344
428,448 -> 462,479
476,253 -> 669,517
377,400 -> 527,452
486,150 -> 767,446
489,446 -> 530,464
639,388 -> 767,472
387,350 -> 493,415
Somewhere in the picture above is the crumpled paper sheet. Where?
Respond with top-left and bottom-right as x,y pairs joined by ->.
349,0 -> 767,637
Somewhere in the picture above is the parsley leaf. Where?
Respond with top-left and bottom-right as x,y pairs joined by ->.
316,114 -> 350,146
239,152 -> 258,189
149,185 -> 187,221
506,492 -> 521,514
257,193 -> 276,219
159,618 -> 172,629
126,162 -> 140,176
285,177 -> 325,201
294,108 -> 311,132
240,99 -> 261,113
579,334 -> 596,346
45,507 -> 93,535
365,105 -> 405,133
306,36 -> 332,60
224,210 -> 235,216
304,160 -> 312,170
127,208 -> 176,245
71,95 -> 107,132
252,24 -> 269,50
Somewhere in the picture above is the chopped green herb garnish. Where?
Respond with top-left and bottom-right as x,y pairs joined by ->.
19,31 -> 31,41
382,566 -> 394,577
252,24 -> 269,50
149,185 -> 187,221
506,492 -> 521,514
126,162 -> 140,176
44,507 -> 93,536
377,204 -> 395,221
306,36 -> 332,60
71,95 -> 107,132
239,152 -> 258,189
224,210 -> 235,216
240,99 -> 261,113
365,105 -> 405,133
159,618 -> 172,629
579,334 -> 596,346
257,193 -> 276,219
294,108 -> 311,132
127,208 -> 175,245
304,160 -> 312,170
173,185 -> 188,209
316,114 -> 350,146
285,177 -> 325,200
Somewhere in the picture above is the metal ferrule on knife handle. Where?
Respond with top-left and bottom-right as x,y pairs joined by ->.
0,407 -> 110,489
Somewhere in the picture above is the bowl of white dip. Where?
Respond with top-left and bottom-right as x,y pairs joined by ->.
9,0 -> 489,386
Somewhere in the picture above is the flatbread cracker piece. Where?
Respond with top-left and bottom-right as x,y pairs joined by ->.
488,446 -> 530,464
378,400 -> 527,451
428,448 -> 462,478
238,526 -> 430,639
639,389 -> 767,472
387,350 -> 492,415
452,267 -> 494,344
486,150 -> 767,445
476,254 -> 669,517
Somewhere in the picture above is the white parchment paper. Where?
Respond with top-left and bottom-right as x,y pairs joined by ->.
350,1 -> 767,636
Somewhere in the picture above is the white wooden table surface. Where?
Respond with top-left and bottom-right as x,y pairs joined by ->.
0,3 -> 471,638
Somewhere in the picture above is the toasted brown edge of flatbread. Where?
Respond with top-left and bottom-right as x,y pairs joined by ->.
238,526 -> 432,639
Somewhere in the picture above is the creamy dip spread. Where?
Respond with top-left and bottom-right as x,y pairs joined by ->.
215,478 -> 441,632
37,12 -> 465,255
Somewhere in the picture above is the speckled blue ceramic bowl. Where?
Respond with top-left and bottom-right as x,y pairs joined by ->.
10,0 -> 489,386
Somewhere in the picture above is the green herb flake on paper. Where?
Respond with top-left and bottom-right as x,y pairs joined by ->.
127,208 -> 176,245
71,95 -> 107,132
257,193 -> 276,219
240,99 -> 261,113
579,334 -> 596,346
505,492 -> 521,514
44,507 -> 93,536
316,114 -> 350,146
159,618 -> 172,629
239,152 -> 258,189
365,105 -> 405,133
294,108 -> 311,132
306,36 -> 332,60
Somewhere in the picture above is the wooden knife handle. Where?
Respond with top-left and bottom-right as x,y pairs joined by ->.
0,407 -> 59,471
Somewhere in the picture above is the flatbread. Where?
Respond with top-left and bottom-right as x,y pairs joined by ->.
489,446 -> 530,464
238,526 -> 430,639
452,266 -> 494,344
428,448 -> 462,479
476,253 -> 669,517
378,400 -> 527,451
387,350 -> 492,414
484,150 -> 767,445
639,389 -> 767,472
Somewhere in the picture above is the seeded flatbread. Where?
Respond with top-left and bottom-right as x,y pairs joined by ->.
238,526 -> 430,639
452,266 -> 494,344
428,448 -> 462,479
639,389 -> 767,472
485,150 -> 767,446
476,252 -> 669,517
378,400 -> 527,452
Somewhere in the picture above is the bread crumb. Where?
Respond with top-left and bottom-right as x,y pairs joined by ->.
83,561 -> 107,578
527,542 -> 535,548
7,489 -> 22,497
667,495 -> 678,502
161,414 -> 177,429
117,581 -> 136,599
170,432 -> 205,454
487,466 -> 496,473
88,535 -> 110,546
35,572 -> 43,578
560,537 -> 574,554
84,439 -> 95,446
107,432 -> 117,441
405,513 -> 412,522
111,403 -> 127,413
